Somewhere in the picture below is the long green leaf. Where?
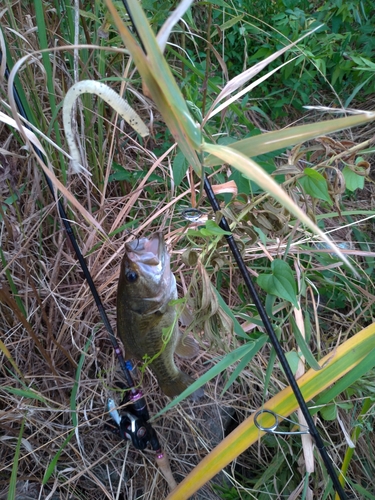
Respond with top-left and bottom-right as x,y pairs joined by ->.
104,0 -> 202,173
205,113 -> 375,166
221,336 -> 268,393
8,418 -> 25,500
313,348 -> 375,409
151,341 -> 262,420
167,46 -> 252,128
290,315 -> 321,371
2,387 -> 47,403
34,0 -> 66,181
42,430 -> 75,485
212,287 -> 250,340
71,336 -> 93,428
201,141 -> 356,273
42,336 -> 92,484
166,322 -> 375,499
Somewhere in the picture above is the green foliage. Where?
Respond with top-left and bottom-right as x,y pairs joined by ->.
299,168 -> 332,205
172,149 -> 189,187
198,220 -> 232,237
342,165 -> 365,191
2,0 -> 375,497
175,0 -> 375,120
8,418 -> 25,500
257,259 -> 299,308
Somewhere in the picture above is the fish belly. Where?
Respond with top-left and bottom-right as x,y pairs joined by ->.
119,307 -> 195,397
145,320 -> 196,397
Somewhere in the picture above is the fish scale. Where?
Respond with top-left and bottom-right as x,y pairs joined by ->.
117,233 -> 199,397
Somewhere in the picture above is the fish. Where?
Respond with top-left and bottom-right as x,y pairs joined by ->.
117,233 -> 200,398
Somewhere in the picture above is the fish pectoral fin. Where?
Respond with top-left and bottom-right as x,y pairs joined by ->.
175,333 -> 200,359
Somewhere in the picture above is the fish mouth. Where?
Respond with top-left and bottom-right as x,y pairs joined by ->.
125,233 -> 165,269
123,232 -> 175,311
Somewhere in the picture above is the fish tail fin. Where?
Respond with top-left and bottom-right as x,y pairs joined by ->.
175,333 -> 200,359
160,371 -> 204,399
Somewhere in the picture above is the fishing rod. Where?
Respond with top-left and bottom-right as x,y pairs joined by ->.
118,2 -> 348,498
0,51 -> 177,484
204,179 -> 347,499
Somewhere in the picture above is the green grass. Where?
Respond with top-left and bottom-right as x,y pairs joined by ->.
1,0 -> 375,498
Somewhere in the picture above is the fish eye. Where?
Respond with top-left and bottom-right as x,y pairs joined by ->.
126,270 -> 138,283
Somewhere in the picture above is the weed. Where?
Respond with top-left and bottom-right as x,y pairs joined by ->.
1,1 -> 375,499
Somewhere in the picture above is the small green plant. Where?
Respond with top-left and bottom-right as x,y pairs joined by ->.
1,0 -> 375,499
180,0 -> 375,120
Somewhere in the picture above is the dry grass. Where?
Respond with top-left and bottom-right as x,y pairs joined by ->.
1,2 -> 375,500
0,10 -> 246,497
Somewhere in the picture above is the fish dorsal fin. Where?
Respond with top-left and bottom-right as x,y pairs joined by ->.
175,333 -> 200,359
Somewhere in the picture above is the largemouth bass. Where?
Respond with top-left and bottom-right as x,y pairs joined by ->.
117,233 -> 199,397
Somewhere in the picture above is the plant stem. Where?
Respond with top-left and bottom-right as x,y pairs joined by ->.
335,397 -> 373,499
201,3 -> 212,117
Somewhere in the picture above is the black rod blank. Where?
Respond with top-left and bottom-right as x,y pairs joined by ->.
204,177 -> 347,500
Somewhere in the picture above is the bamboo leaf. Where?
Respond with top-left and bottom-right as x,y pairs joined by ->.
201,142 -> 356,273
206,57 -> 298,121
212,287 -> 252,340
105,0 -> 202,174
313,348 -> 375,409
221,336 -> 268,393
204,113 -> 375,167
290,315 -> 321,371
165,322 -> 375,499
205,26 -> 322,122
152,341 -> 262,420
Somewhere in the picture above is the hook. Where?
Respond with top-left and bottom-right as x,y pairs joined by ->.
254,409 -> 310,436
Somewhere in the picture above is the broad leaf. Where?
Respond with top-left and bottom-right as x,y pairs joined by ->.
299,168 -> 332,204
342,165 -> 365,191
319,404 -> 337,421
172,149 -> 188,187
257,259 -> 299,308
199,220 -> 232,237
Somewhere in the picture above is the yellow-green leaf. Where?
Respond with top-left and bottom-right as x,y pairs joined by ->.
205,114 -> 375,166
105,0 -> 202,174
201,141 -> 356,273
165,322 -> 375,499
